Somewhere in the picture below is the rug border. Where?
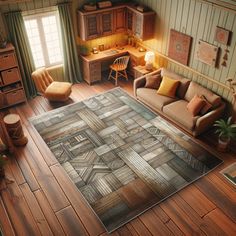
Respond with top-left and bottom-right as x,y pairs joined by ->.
220,162 -> 236,187
29,87 -> 224,233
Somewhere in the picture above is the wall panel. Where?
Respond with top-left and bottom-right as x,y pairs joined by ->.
138,0 -> 236,101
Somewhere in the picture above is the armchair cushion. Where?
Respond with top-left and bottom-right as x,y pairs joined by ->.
45,81 -> 72,102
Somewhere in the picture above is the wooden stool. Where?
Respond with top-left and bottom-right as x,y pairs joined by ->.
3,114 -> 28,146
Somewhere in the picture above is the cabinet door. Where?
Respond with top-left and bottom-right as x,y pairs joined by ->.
85,14 -> 100,39
114,8 -> 126,33
127,9 -> 134,33
133,13 -> 143,39
100,11 -> 113,36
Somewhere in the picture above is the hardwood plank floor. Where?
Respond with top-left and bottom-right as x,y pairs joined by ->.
0,80 -> 236,236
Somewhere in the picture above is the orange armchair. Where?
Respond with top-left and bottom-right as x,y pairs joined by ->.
32,68 -> 72,102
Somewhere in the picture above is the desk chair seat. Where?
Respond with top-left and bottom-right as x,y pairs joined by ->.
108,56 -> 130,86
32,68 -> 72,102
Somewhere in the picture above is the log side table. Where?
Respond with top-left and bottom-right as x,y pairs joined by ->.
3,114 -> 28,146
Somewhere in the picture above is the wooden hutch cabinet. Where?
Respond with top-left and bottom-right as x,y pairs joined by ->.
0,44 -> 26,109
127,6 -> 156,40
78,3 -> 155,41
127,8 -> 134,34
78,9 -> 115,40
100,11 -> 113,36
84,14 -> 100,40
113,8 -> 126,33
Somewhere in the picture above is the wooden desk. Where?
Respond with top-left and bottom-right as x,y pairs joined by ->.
80,45 -> 146,85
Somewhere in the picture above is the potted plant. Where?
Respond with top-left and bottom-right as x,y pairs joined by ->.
214,116 -> 236,152
79,44 -> 90,56
0,29 -> 7,49
0,154 -> 7,179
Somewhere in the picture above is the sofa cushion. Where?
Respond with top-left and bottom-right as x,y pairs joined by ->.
161,68 -> 190,99
185,82 -> 221,108
200,95 -> 213,115
145,74 -> 162,89
137,88 -> 178,111
157,76 -> 180,98
163,100 -> 199,131
187,95 -> 206,116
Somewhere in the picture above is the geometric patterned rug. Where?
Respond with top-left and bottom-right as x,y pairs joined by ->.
30,88 -> 223,232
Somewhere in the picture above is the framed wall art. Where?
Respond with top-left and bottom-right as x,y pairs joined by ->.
168,29 -> 192,66
195,40 -> 219,67
215,26 -> 230,45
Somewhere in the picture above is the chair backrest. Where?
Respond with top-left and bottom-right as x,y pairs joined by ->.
32,68 -> 54,94
113,56 -> 130,69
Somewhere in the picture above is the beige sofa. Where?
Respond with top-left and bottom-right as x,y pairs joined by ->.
134,68 -> 225,137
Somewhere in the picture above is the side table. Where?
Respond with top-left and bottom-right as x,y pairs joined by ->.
133,65 -> 157,79
3,114 -> 28,146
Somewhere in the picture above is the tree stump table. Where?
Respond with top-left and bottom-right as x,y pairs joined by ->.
3,114 -> 28,146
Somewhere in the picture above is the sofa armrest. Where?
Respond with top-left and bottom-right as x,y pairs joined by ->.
133,68 -> 162,97
133,77 -> 146,97
194,102 -> 226,136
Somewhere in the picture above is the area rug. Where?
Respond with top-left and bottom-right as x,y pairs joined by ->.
30,88 -> 223,232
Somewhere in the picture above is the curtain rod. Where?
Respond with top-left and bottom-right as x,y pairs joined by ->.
4,1 -> 72,17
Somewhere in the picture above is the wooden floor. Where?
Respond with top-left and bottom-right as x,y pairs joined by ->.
0,80 -> 236,236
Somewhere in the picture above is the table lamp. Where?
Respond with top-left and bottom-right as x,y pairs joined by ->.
144,51 -> 155,70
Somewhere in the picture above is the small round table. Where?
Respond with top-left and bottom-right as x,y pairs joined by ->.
3,114 -> 28,146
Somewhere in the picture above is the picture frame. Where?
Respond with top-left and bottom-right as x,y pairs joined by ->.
195,40 -> 219,67
215,26 -> 230,45
168,29 -> 192,66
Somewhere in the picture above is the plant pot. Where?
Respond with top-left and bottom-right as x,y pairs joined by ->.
217,137 -> 230,152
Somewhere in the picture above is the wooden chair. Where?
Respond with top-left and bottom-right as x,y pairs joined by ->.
108,56 -> 130,86
32,68 -> 72,102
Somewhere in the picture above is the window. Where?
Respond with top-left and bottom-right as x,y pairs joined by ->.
24,12 -> 63,69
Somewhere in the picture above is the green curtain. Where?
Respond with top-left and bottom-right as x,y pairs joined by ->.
58,3 -> 82,83
5,11 -> 37,99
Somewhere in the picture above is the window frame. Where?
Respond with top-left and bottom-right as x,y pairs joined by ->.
24,11 -> 63,69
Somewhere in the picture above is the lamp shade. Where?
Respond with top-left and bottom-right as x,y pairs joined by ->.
144,51 -> 155,63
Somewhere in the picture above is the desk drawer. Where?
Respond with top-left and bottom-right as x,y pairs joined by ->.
0,52 -> 17,70
90,62 -> 101,71
1,68 -> 21,85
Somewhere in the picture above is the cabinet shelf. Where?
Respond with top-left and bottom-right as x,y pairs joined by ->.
77,3 -> 155,41
0,44 -> 26,109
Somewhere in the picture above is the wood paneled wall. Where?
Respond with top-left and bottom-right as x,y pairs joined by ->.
137,0 -> 236,102
1,0 -> 236,102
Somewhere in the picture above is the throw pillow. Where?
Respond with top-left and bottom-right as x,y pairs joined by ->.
200,95 -> 212,115
157,76 -> 179,98
187,95 -> 206,116
145,74 -> 162,89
